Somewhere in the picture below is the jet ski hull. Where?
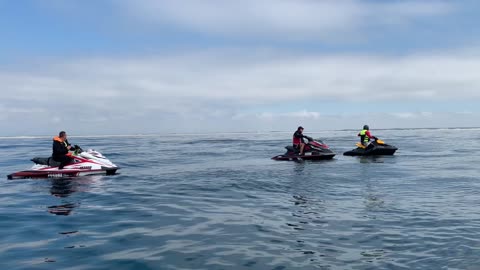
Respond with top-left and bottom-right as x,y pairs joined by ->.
272,152 -> 335,161
7,168 -> 118,180
343,142 -> 397,156
7,149 -> 119,180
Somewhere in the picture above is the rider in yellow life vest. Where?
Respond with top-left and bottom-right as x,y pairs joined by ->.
358,125 -> 377,147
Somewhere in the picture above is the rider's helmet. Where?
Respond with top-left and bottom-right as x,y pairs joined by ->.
363,125 -> 369,130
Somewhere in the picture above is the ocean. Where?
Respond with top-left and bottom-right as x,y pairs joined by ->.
1,128 -> 480,270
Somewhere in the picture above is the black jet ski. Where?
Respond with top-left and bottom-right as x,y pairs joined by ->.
272,137 -> 335,161
343,139 -> 397,156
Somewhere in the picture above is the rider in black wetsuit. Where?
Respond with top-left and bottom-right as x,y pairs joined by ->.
52,131 -> 74,169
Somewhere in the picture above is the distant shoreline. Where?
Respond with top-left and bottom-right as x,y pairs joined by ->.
1,126 -> 479,139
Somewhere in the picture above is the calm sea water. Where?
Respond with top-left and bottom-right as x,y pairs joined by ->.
1,128 -> 480,270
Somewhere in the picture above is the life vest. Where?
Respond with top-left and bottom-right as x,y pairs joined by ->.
292,130 -> 304,145
53,136 -> 68,147
359,129 -> 370,143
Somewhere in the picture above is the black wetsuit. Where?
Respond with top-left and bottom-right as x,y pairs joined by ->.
52,139 -> 73,169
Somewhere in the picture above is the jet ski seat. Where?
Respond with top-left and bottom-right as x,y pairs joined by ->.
31,157 -> 61,167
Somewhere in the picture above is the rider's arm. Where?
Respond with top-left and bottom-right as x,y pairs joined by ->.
65,139 -> 73,150
366,131 -> 376,139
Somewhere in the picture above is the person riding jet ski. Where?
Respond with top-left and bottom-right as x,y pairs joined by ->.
52,131 -> 75,169
358,125 -> 377,147
272,126 -> 335,161
343,125 -> 398,156
293,126 -> 311,155
7,132 -> 119,179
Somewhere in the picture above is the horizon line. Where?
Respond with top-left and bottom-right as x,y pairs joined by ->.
0,126 -> 479,139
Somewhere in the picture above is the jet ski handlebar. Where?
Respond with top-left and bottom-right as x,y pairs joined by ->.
73,144 -> 83,153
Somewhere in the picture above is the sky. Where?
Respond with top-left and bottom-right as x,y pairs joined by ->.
0,0 -> 479,135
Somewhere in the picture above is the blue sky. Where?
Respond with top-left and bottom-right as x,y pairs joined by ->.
1,0 -> 479,135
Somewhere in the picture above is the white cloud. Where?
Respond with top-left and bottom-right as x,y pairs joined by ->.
1,48 -> 480,134
390,112 -> 417,119
203,110 -> 480,133
2,49 -> 480,106
6,49 -> 479,102
389,112 -> 434,119
256,110 -> 321,120
62,49 -> 480,100
116,0 -> 453,40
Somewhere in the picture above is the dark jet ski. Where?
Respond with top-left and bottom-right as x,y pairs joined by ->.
343,139 -> 397,156
272,137 -> 335,161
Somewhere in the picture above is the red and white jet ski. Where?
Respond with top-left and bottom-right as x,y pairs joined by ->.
7,147 -> 119,180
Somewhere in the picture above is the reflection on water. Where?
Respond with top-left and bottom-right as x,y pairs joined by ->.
48,178 -> 78,216
47,176 -> 102,216
50,178 -> 76,198
358,156 -> 385,163
362,180 -> 386,222
292,162 -> 306,175
48,203 -> 77,216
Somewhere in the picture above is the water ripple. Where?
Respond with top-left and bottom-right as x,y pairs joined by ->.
1,129 -> 480,269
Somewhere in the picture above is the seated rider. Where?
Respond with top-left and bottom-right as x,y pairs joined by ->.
52,131 -> 74,169
358,125 -> 377,147
293,126 -> 310,155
